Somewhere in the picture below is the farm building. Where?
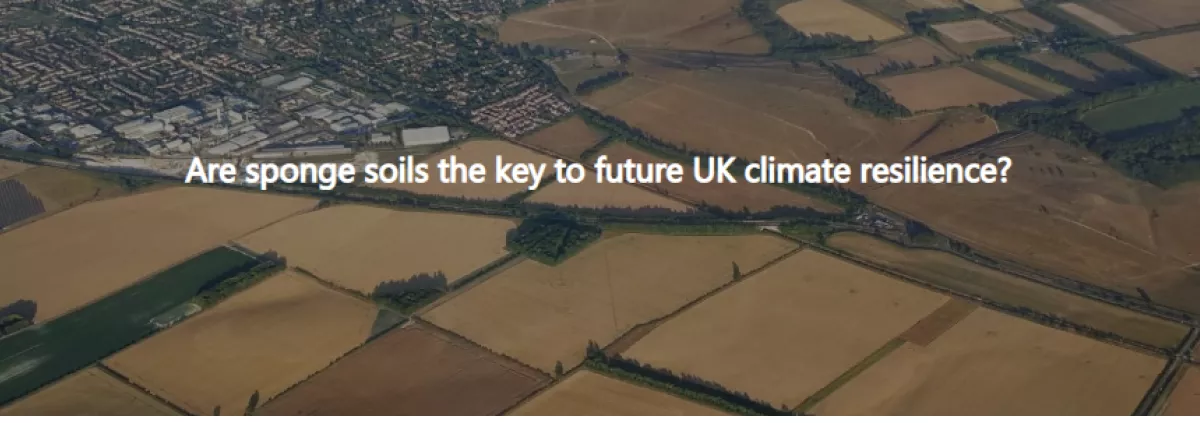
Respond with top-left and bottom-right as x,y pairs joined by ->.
402,126 -> 451,147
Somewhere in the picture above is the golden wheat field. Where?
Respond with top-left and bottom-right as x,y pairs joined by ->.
511,370 -> 727,416
0,159 -> 32,179
1164,366 -> 1200,416
811,308 -> 1164,415
826,232 -> 1189,349
104,271 -> 376,416
519,117 -> 605,160
875,67 -> 1032,111
0,368 -> 178,416
421,233 -> 796,372
623,249 -> 947,408
238,205 -> 514,294
776,0 -> 906,42
0,187 -> 315,322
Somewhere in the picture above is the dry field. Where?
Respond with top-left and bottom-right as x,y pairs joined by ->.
875,66 -> 1032,111
811,308 -> 1164,415
421,233 -> 796,371
1027,52 -> 1101,81
519,116 -> 604,160
371,140 -> 556,201
860,133 -> 1200,314
826,232 -> 1189,349
258,323 -> 548,415
977,61 -> 1072,97
105,271 -> 375,416
1058,3 -> 1134,36
0,187 -> 315,322
1100,0 -> 1200,30
1003,10 -> 1058,32
238,205 -> 513,294
963,0 -> 1023,13
499,0 -> 769,55
511,370 -> 727,416
1164,366 -> 1200,416
932,20 -> 1014,44
0,368 -> 178,416
13,166 -> 127,213
832,37 -> 958,76
0,159 -> 32,179
524,172 -> 694,213
599,143 -> 842,213
586,59 -> 997,166
1126,31 -> 1200,76
622,249 -> 947,408
776,0 -> 906,42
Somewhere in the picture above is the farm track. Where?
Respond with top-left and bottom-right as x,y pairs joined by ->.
1135,328 -> 1200,415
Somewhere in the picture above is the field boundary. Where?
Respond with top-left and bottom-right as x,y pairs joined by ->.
93,363 -> 191,416
794,337 -> 906,414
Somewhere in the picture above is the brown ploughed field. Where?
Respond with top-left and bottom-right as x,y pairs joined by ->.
258,323 -> 548,415
510,370 -> 727,416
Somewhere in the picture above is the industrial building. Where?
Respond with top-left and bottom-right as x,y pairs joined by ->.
401,126 -> 451,147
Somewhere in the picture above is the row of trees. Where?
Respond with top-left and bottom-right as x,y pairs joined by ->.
192,255 -> 286,308
818,62 -> 913,118
575,70 -> 631,95
584,341 -> 793,415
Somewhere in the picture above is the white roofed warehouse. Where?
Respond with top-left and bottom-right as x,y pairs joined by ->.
401,126 -> 451,147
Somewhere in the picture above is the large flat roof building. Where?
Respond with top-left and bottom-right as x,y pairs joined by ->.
401,126 -> 450,147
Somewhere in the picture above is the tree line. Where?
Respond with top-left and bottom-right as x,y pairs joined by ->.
584,341 -> 794,415
575,70 -> 631,96
818,62 -> 913,118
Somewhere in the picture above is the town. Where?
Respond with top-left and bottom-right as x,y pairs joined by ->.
0,0 -> 570,176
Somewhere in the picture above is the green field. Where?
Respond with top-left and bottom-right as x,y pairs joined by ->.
0,247 -> 260,405
1083,84 -> 1200,133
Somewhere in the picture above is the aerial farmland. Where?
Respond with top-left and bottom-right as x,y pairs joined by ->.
421,233 -> 797,372
511,370 -> 727,416
258,323 -> 547,415
104,271 -> 376,416
622,249 -> 948,409
0,187 -> 315,322
1125,31 -> 1200,77
0,368 -> 178,416
775,0 -> 907,42
5,0 -> 1200,416
874,67 -> 1032,111
238,205 -> 515,294
810,308 -> 1164,415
